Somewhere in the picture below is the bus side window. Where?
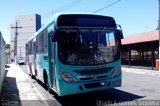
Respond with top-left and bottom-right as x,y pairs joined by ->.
48,23 -> 56,42
43,29 -> 48,53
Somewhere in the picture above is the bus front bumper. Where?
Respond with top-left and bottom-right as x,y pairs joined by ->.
57,76 -> 121,96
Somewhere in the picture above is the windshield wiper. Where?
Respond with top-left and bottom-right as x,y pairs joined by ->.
98,27 -> 107,41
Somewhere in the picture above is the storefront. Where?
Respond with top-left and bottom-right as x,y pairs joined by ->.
121,30 -> 159,70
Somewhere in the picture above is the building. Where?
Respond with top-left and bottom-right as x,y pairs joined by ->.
121,30 -> 159,70
10,14 -> 41,61
5,44 -> 10,64
0,31 -> 6,92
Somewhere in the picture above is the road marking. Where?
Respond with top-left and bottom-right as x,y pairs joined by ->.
122,68 -> 160,77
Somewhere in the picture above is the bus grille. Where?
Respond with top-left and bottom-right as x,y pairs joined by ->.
74,67 -> 113,76
80,75 -> 108,81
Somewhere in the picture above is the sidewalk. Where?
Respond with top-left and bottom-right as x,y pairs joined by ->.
122,67 -> 160,77
0,63 -> 48,106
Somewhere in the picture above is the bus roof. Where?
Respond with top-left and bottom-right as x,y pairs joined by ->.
28,13 -> 116,42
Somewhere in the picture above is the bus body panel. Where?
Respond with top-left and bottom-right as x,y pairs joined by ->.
37,53 -> 49,82
57,75 -> 121,96
28,54 -> 34,75
56,59 -> 121,96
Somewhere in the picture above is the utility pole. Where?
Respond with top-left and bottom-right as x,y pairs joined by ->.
11,21 -> 22,60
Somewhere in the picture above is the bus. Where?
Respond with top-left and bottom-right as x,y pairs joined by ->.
26,13 -> 123,96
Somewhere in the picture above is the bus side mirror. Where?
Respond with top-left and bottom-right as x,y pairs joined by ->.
116,30 -> 123,39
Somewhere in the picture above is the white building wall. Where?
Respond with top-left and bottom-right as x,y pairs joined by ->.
10,14 -> 41,60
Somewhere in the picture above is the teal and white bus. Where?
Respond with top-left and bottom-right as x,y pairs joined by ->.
26,13 -> 123,96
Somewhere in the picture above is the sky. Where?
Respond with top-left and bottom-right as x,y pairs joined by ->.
0,0 -> 158,44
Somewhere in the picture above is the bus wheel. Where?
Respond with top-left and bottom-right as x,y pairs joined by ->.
44,72 -> 53,94
31,74 -> 35,79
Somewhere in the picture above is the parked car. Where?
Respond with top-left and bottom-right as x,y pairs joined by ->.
17,57 -> 26,65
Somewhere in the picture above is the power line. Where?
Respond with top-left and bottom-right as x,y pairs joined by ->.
93,0 -> 121,13
43,0 -> 82,18
52,0 -> 82,13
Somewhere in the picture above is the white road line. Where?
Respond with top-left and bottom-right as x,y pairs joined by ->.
122,68 -> 160,77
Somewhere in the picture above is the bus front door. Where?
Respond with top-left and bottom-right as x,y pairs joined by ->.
48,23 -> 56,90
48,35 -> 57,90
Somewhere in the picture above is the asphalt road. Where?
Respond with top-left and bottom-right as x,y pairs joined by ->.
19,65 -> 160,106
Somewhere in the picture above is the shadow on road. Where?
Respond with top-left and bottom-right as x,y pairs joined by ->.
30,72 -> 144,106
0,76 -> 21,106
53,88 -> 144,106
19,65 -> 145,106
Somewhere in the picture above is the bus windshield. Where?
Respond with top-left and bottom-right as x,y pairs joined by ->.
58,28 -> 120,66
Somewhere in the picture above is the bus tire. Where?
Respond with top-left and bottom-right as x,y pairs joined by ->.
43,71 -> 54,94
31,74 -> 35,79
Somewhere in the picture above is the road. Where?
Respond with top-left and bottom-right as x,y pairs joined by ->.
19,65 -> 160,106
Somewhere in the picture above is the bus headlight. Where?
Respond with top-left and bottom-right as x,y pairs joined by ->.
59,71 -> 78,82
110,66 -> 121,78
